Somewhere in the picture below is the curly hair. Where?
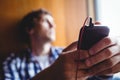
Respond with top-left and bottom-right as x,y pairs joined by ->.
18,8 -> 51,45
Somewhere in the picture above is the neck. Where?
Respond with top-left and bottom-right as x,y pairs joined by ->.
30,38 -> 52,56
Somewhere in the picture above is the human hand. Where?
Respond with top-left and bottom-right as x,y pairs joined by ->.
81,36 -> 120,76
31,37 -> 120,80
31,42 -> 89,80
62,41 -> 77,52
50,36 -> 120,80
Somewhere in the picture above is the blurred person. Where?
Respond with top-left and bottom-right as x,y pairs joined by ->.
3,8 -> 63,80
3,8 -> 120,80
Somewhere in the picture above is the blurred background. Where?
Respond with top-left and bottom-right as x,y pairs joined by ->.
0,0 -> 89,57
0,0 -> 120,78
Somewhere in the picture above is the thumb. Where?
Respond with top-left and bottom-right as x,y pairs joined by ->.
94,21 -> 101,25
63,41 -> 78,52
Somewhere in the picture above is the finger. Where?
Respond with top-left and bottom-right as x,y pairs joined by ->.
75,61 -> 88,69
94,22 -> 101,25
85,44 -> 120,67
62,50 -> 88,69
89,37 -> 117,55
79,50 -> 90,60
96,62 -> 120,75
74,50 -> 89,69
77,69 -> 89,79
63,41 -> 78,52
87,53 -> 120,75
69,50 -> 89,61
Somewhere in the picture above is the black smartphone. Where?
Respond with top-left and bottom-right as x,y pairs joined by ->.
77,17 -> 110,50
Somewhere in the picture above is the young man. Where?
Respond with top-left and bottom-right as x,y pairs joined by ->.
3,9 -> 120,80
3,9 -> 63,80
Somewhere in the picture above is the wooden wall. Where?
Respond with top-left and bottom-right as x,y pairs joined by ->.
65,0 -> 87,44
0,0 -> 87,57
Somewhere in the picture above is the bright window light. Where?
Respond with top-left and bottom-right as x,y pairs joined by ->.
95,0 -> 120,36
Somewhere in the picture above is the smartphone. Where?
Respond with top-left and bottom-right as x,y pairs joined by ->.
77,17 -> 110,50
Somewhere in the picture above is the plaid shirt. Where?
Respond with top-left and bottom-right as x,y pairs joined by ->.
3,47 -> 120,80
3,47 -> 63,80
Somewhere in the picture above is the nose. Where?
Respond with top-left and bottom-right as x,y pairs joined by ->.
48,20 -> 55,28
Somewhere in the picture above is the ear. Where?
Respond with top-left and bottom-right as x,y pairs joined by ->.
26,28 -> 34,35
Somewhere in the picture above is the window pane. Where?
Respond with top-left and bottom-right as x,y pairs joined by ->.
95,0 -> 120,36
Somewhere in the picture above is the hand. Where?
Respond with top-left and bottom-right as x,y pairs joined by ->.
32,36 -> 120,80
49,36 -> 120,80
61,36 -> 120,79
62,41 -> 77,52
82,36 -> 120,76
31,42 -> 89,80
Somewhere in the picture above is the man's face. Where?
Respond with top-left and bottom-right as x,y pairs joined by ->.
32,14 -> 56,42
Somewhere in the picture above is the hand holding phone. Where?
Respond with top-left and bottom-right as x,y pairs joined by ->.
75,17 -> 110,80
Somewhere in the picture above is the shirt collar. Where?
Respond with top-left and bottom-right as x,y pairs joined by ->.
27,47 -> 60,63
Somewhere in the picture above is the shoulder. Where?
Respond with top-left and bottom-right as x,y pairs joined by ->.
3,53 -> 19,66
3,49 -> 31,66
